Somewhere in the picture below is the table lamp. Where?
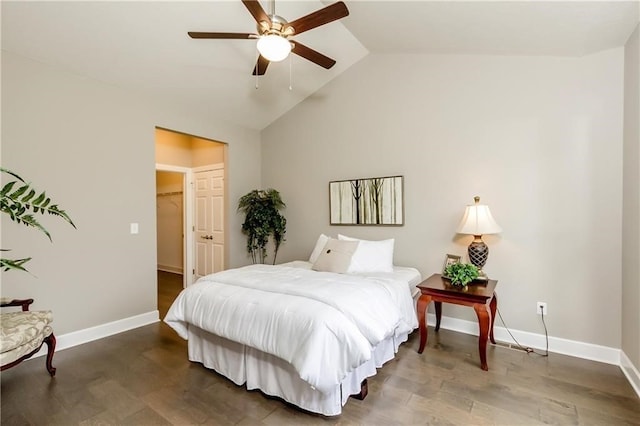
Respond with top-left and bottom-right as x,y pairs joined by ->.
456,196 -> 502,279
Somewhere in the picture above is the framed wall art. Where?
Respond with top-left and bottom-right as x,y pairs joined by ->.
329,175 -> 404,226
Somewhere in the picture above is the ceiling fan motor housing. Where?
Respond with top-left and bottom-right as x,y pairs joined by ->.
258,15 -> 294,37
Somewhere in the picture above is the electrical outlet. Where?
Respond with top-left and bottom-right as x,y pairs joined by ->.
537,302 -> 547,315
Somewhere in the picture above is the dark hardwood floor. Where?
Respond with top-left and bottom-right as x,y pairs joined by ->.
157,270 -> 183,320
1,270 -> 638,425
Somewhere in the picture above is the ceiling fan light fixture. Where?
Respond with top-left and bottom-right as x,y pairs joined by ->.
257,34 -> 291,62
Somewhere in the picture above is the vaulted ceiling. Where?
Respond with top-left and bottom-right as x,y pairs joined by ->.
2,1 -> 638,130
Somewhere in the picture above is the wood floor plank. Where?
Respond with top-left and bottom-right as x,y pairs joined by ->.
576,404 -> 640,426
120,407 -> 174,426
203,381 -> 279,421
405,392 -> 481,425
470,400 -> 547,425
140,386 -> 215,425
440,377 -> 568,423
87,379 -> 147,421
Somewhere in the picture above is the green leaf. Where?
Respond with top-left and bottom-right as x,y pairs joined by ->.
21,189 -> 36,203
0,181 -> 17,197
0,256 -> 32,273
0,168 -> 26,182
8,184 -> 29,199
17,214 -> 52,240
33,191 -> 45,205
47,204 -> 76,228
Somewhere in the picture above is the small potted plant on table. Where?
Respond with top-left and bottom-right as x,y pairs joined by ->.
443,262 -> 479,288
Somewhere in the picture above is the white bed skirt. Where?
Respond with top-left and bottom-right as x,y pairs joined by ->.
187,325 -> 410,416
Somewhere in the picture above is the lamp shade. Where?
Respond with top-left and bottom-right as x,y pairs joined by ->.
257,34 -> 292,62
456,196 -> 502,236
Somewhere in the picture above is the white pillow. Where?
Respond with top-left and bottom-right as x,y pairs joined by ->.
309,234 -> 330,264
312,238 -> 359,274
338,234 -> 394,273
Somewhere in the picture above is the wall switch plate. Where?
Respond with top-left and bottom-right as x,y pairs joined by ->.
537,302 -> 547,315
130,223 -> 139,234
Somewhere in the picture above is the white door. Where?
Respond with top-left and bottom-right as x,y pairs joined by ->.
194,165 -> 225,281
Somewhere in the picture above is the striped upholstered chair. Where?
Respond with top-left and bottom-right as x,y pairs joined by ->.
0,298 -> 56,376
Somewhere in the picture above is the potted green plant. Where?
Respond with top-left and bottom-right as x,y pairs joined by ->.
443,262 -> 479,287
237,188 -> 286,264
1,168 -> 75,272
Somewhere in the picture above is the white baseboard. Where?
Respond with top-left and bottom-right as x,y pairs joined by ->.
621,351 -> 640,398
157,265 -> 183,274
32,310 -> 159,357
426,313 -> 620,365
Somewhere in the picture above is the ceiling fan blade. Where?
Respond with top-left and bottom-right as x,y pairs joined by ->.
188,32 -> 256,39
252,55 -> 270,76
292,42 -> 336,69
242,0 -> 271,25
286,1 -> 349,35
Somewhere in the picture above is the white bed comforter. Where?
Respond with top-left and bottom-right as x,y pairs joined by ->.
164,264 -> 417,393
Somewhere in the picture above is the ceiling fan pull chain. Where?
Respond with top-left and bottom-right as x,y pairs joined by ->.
289,53 -> 293,91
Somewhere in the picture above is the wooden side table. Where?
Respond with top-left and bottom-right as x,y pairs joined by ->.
416,273 -> 498,371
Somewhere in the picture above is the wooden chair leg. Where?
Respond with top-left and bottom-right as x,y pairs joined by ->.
44,333 -> 56,377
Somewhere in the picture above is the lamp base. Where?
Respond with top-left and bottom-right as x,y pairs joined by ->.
475,270 -> 489,281
468,236 -> 489,271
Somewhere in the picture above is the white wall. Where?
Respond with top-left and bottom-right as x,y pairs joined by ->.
622,24 -> 640,369
262,50 -> 624,347
1,51 -> 261,335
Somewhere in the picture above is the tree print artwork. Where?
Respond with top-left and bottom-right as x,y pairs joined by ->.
329,176 -> 403,225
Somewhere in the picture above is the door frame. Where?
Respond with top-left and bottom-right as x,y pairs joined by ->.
156,164 -> 194,288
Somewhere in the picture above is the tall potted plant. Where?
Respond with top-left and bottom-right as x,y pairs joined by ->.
1,168 -> 75,273
238,189 -> 286,264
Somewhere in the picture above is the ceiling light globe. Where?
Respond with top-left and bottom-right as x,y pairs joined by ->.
257,35 -> 291,62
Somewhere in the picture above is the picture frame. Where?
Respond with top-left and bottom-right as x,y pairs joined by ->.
442,254 -> 461,275
329,175 -> 404,226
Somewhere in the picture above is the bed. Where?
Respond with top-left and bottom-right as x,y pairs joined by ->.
164,235 -> 421,416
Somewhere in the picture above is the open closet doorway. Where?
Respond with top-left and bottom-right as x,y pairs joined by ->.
156,171 -> 184,275
155,128 -> 228,314
156,170 -> 186,317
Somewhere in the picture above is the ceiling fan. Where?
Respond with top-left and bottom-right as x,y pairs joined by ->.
188,0 -> 349,76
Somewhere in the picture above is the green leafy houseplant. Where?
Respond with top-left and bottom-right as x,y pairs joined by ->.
1,168 -> 75,272
444,262 -> 479,287
238,189 -> 286,265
